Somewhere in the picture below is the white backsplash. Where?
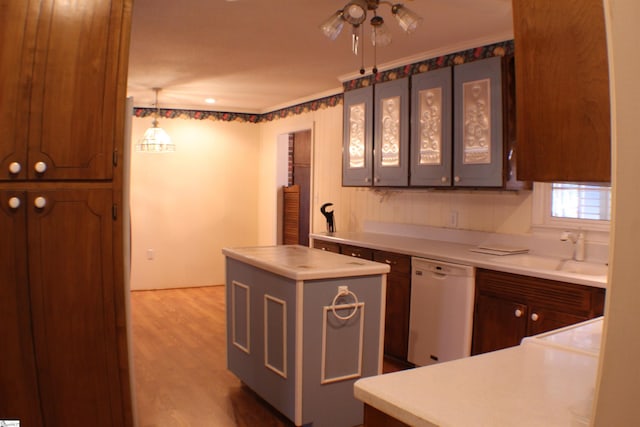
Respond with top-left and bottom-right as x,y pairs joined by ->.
363,221 -> 609,264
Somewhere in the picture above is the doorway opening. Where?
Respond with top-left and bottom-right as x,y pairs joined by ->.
282,130 -> 312,246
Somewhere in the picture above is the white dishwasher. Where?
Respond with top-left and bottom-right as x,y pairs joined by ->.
408,257 -> 475,366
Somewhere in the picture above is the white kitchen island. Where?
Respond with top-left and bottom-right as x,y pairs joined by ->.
222,245 -> 390,427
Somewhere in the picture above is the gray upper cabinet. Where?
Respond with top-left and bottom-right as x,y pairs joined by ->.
342,85 -> 373,186
373,78 -> 409,186
452,56 -> 504,187
410,67 -> 453,186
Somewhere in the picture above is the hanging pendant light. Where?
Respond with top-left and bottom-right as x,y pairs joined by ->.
136,88 -> 175,153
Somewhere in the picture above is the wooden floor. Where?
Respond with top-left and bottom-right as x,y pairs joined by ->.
131,286 -> 406,427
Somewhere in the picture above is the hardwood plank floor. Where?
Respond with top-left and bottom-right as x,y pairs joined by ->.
131,286 -> 407,427
131,286 -> 294,427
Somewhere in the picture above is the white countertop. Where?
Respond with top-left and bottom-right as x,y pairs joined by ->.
354,317 -> 602,426
355,344 -> 597,427
311,231 -> 607,288
222,245 -> 390,280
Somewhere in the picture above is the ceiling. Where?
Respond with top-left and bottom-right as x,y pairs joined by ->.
127,0 -> 514,113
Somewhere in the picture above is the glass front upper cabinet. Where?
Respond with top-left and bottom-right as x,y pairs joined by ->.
452,56 -> 504,187
342,85 -> 373,186
410,67 -> 452,186
373,77 -> 409,186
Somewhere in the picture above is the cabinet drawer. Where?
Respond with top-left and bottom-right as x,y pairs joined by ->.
373,251 -> 410,275
475,269 -> 601,315
312,240 -> 340,254
341,244 -> 374,260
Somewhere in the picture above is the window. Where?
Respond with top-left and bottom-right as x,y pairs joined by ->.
551,183 -> 611,221
532,183 -> 611,234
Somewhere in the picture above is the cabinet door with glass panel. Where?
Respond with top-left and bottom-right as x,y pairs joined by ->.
343,86 -> 373,186
410,67 -> 453,186
453,56 -> 504,187
373,77 -> 409,186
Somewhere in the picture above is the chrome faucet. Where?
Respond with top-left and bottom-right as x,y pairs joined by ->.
560,230 -> 585,261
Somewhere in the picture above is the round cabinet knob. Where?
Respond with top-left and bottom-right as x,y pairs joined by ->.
34,196 -> 47,209
454,176 -> 461,183
364,177 -> 371,183
514,309 -> 523,318
8,197 -> 21,209
441,176 -> 448,183
34,161 -> 47,174
9,162 -> 22,174
374,176 -> 380,183
531,313 -> 539,322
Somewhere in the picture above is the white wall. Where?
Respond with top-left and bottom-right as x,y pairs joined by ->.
130,116 -> 260,289
129,99 -> 534,291
256,104 -> 533,243
594,0 -> 640,423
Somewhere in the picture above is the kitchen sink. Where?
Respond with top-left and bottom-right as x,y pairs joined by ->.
488,254 -> 608,277
557,260 -> 608,276
488,254 -> 562,271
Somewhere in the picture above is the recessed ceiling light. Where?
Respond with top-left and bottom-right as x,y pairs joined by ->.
205,98 -> 216,104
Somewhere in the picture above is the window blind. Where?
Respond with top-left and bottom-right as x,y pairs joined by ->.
551,183 -> 611,221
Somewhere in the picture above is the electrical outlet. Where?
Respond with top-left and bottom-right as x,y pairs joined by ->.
146,248 -> 154,260
449,210 -> 458,228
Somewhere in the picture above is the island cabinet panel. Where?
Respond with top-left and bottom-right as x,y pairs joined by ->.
311,238 -> 413,364
471,268 -> 605,355
513,0 -> 611,182
224,251 -> 386,427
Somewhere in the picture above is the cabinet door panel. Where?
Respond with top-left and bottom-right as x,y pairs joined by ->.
513,0 -> 610,182
374,78 -> 409,186
28,0 -> 127,180
27,189 -> 124,426
471,293 -> 527,355
453,56 -> 504,187
343,86 -> 374,186
0,0 -> 36,181
410,67 -> 453,186
374,251 -> 411,360
0,191 -> 43,425
527,307 -> 588,336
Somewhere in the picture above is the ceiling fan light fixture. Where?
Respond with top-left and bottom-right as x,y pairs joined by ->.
391,4 -> 422,33
342,0 -> 368,25
370,15 -> 391,47
320,10 -> 346,40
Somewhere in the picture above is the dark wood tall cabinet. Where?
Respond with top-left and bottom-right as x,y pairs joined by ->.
513,0 -> 611,182
0,0 -> 133,425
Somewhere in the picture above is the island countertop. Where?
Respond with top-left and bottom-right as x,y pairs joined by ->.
222,245 -> 390,281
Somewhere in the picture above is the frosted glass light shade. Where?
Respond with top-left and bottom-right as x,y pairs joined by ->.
370,16 -> 391,47
320,10 -> 345,40
392,5 -> 422,33
136,122 -> 175,153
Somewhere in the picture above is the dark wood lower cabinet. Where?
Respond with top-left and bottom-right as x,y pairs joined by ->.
0,188 -> 130,426
373,250 -> 411,362
312,239 -> 412,363
364,404 -> 410,427
472,268 -> 606,355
